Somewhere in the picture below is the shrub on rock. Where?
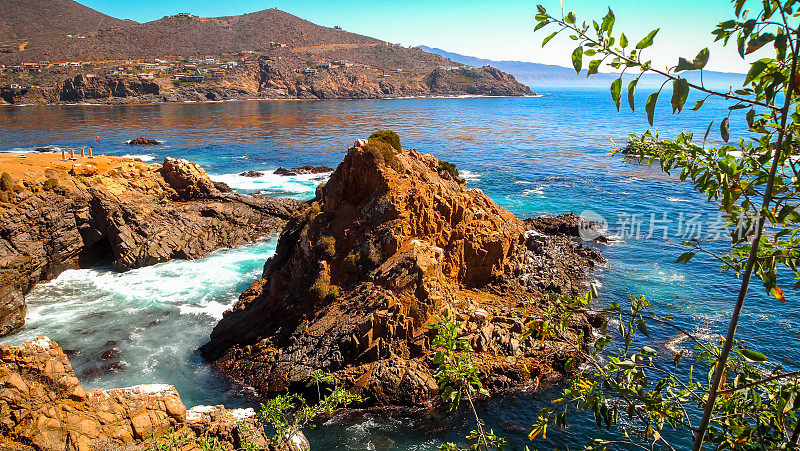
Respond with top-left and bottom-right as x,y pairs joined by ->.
368,130 -> 402,151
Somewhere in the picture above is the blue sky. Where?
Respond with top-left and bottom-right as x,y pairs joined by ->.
80,0 -> 753,73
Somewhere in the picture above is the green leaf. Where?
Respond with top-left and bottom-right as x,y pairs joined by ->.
542,31 -> 559,47
601,7 -> 615,33
703,121 -> 714,142
675,251 -> 696,263
610,78 -> 622,110
636,29 -> 660,49
636,319 -> 649,337
645,91 -> 659,125
720,116 -> 730,142
671,78 -> 689,113
565,11 -> 576,24
745,33 -> 775,55
534,21 -> 549,31
627,78 -> 637,112
620,33 -> 628,48
571,46 -> 583,74
587,59 -> 601,76
734,0 -> 746,16
691,98 -> 706,111
675,57 -> 697,72
738,348 -> 767,363
694,47 -> 710,69
744,60 -> 769,85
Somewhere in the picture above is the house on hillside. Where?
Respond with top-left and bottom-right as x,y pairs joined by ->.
137,73 -> 154,79
316,62 -> 330,69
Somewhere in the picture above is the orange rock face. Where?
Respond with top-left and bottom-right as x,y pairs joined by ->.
201,140 -> 603,407
0,337 -> 262,450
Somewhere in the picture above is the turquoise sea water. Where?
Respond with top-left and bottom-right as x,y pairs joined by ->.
1,88 -> 798,449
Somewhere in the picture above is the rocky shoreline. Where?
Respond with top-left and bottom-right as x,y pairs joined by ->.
0,153 -> 299,337
0,64 -> 534,106
200,137 -> 603,407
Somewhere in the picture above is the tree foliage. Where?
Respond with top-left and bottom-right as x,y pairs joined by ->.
530,0 -> 800,449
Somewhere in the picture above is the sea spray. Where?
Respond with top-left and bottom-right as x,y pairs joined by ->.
0,238 -> 278,407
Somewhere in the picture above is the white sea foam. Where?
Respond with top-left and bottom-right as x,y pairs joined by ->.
666,197 -> 693,203
460,169 -> 481,182
211,170 -> 331,199
120,154 -> 157,162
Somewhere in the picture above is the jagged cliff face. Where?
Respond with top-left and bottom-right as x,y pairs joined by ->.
201,141 -> 601,406
1,63 -> 532,105
0,337 -> 264,450
0,156 -> 299,337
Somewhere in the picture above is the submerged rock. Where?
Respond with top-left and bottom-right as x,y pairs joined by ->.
201,139 -> 602,407
274,165 -> 334,176
0,337 -> 264,450
0,156 -> 300,336
128,137 -> 161,145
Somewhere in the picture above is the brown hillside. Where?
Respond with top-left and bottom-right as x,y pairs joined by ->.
0,7 -> 386,64
0,0 -> 131,41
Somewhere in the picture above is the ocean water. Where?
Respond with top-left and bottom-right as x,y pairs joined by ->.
1,88 -> 798,449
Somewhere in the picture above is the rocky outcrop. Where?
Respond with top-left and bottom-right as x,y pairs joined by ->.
273,165 -> 334,176
0,156 -> 299,336
0,337 -> 265,451
200,139 -> 601,407
4,74 -> 161,104
128,138 -> 161,146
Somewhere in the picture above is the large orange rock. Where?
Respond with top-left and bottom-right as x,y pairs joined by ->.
0,337 -> 264,450
201,139 -> 603,406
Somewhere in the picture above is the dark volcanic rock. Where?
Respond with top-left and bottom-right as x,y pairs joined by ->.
128,137 -> 161,145
273,165 -> 334,176
0,157 -> 300,336
239,170 -> 263,178
201,140 -> 601,407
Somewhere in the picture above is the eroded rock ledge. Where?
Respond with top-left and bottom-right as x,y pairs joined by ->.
0,337 -> 264,451
200,140 -> 603,407
0,154 -> 300,337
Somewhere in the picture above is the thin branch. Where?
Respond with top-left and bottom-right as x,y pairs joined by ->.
716,369 -> 800,394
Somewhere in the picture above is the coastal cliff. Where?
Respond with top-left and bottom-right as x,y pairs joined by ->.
0,337 -> 266,450
0,153 -> 299,337
200,138 -> 602,406
2,63 -> 532,105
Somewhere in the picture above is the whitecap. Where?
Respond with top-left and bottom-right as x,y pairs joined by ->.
211,170 -> 331,199
460,169 -> 481,182
120,154 -> 156,162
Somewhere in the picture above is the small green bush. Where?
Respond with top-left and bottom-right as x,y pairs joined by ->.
310,270 -> 332,304
369,130 -> 402,150
437,159 -> 460,179
0,172 -> 14,191
364,140 -> 402,172
341,252 -> 360,274
42,178 -> 58,191
317,235 -> 336,259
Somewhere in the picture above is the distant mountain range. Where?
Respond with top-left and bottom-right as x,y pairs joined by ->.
421,46 -> 745,89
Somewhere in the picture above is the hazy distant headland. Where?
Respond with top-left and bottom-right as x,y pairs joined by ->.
421,46 -> 746,89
